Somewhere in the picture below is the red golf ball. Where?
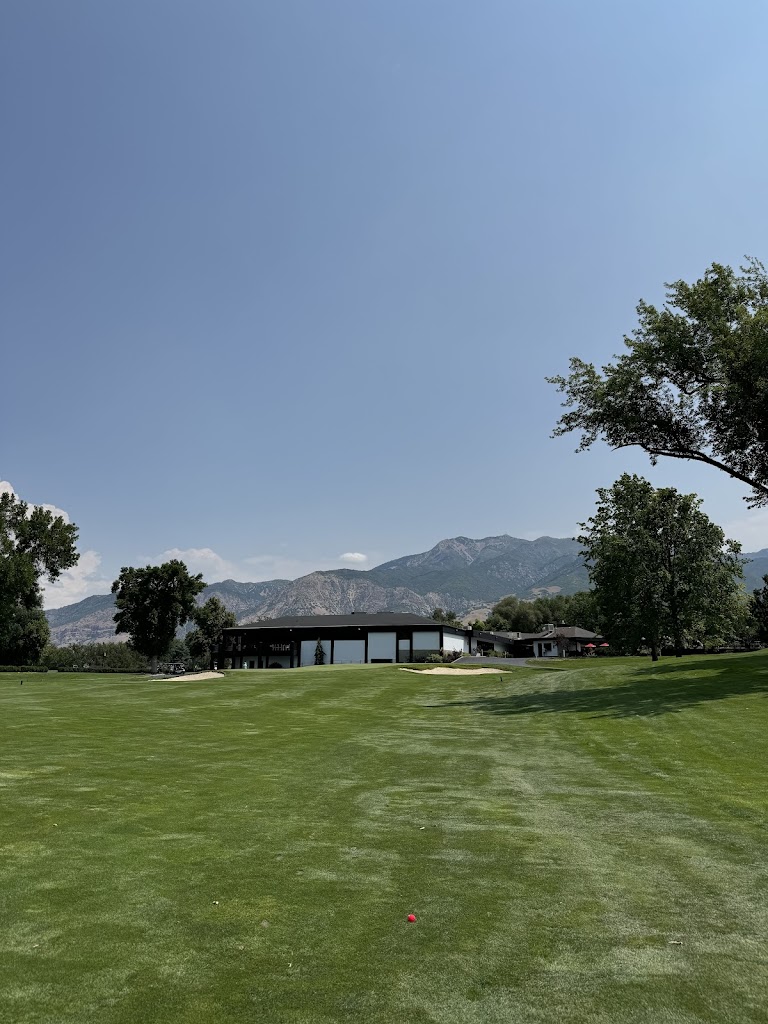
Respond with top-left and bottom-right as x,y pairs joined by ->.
407,914 -> 417,922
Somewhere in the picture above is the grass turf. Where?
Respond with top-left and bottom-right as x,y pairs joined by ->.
2,654 -> 767,1023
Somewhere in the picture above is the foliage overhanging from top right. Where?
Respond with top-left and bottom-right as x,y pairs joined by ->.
548,259 -> 768,506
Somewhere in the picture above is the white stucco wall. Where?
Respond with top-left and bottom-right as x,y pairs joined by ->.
333,639 -> 366,664
300,639 -> 331,666
535,641 -> 559,658
442,632 -> 468,653
367,632 -> 396,662
412,631 -> 441,650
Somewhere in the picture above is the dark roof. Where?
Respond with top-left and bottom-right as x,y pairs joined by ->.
227,613 -> 447,631
488,627 -> 600,641
525,626 -> 599,640
472,629 -> 517,645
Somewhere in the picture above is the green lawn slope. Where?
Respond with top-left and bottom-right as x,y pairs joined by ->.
2,654 -> 767,1023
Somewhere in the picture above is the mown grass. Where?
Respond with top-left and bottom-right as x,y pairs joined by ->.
2,654 -> 767,1023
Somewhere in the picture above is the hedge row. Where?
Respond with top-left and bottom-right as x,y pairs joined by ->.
53,666 -> 150,674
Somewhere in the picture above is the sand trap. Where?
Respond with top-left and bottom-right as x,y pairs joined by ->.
156,671 -> 224,681
400,667 -> 510,675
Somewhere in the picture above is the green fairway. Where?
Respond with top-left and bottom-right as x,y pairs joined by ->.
2,656 -> 767,1024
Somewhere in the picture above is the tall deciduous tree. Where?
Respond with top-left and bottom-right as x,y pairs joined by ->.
112,560 -> 205,672
485,592 -> 601,634
0,491 -> 79,664
431,607 -> 462,626
186,596 -> 236,668
485,596 -> 539,633
548,260 -> 768,507
579,475 -> 744,660
751,575 -> 768,642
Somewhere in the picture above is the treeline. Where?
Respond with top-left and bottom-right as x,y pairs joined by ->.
1,489 -> 237,672
39,638 -> 209,673
544,259 -> 768,659
475,592 -> 600,634
475,583 -> 766,655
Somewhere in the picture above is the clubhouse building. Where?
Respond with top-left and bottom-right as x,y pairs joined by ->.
217,613 -> 601,668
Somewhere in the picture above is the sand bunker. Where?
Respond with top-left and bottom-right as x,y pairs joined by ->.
400,667 -> 509,675
156,671 -> 224,681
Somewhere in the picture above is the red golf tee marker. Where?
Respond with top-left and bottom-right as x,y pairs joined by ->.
407,914 -> 417,922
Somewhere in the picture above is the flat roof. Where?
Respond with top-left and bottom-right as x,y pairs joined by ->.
227,613 -> 451,631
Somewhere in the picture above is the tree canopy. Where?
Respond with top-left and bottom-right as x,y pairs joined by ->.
431,607 -> 462,626
0,490 -> 79,664
186,596 -> 236,667
751,575 -> 768,642
579,474 -> 744,659
112,560 -> 205,672
548,260 -> 768,506
484,591 -> 601,634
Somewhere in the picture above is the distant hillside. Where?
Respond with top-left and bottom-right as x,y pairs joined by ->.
45,594 -> 122,646
366,535 -> 584,603
200,579 -> 291,618
44,535 -> 768,645
746,549 -> 768,590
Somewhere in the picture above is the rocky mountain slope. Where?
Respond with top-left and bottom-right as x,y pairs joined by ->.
45,594 -> 119,646
44,536 -> 768,645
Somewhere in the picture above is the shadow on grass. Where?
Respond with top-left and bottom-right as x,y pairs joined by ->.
429,654 -> 768,719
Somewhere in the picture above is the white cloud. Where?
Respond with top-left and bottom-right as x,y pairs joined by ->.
157,547 -> 238,582
1,481 -> 92,608
42,551 -> 112,609
0,480 -> 70,522
339,552 -> 368,564
723,510 -> 768,553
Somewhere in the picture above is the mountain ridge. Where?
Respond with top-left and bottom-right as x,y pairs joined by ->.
44,533 -> 768,645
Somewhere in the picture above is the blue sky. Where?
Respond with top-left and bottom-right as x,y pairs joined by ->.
3,0 -> 768,607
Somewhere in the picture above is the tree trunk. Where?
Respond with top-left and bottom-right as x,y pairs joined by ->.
668,551 -> 683,657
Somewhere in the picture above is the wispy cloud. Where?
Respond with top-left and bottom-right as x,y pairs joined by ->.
154,548 -> 350,583
157,547 -> 238,582
242,553 -> 340,580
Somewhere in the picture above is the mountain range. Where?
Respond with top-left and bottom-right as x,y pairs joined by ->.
44,535 -> 768,646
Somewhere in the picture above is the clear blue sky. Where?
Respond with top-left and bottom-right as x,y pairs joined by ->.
3,0 -> 768,606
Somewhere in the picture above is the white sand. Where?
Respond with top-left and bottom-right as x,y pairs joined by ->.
156,671 -> 224,681
400,667 -> 510,675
